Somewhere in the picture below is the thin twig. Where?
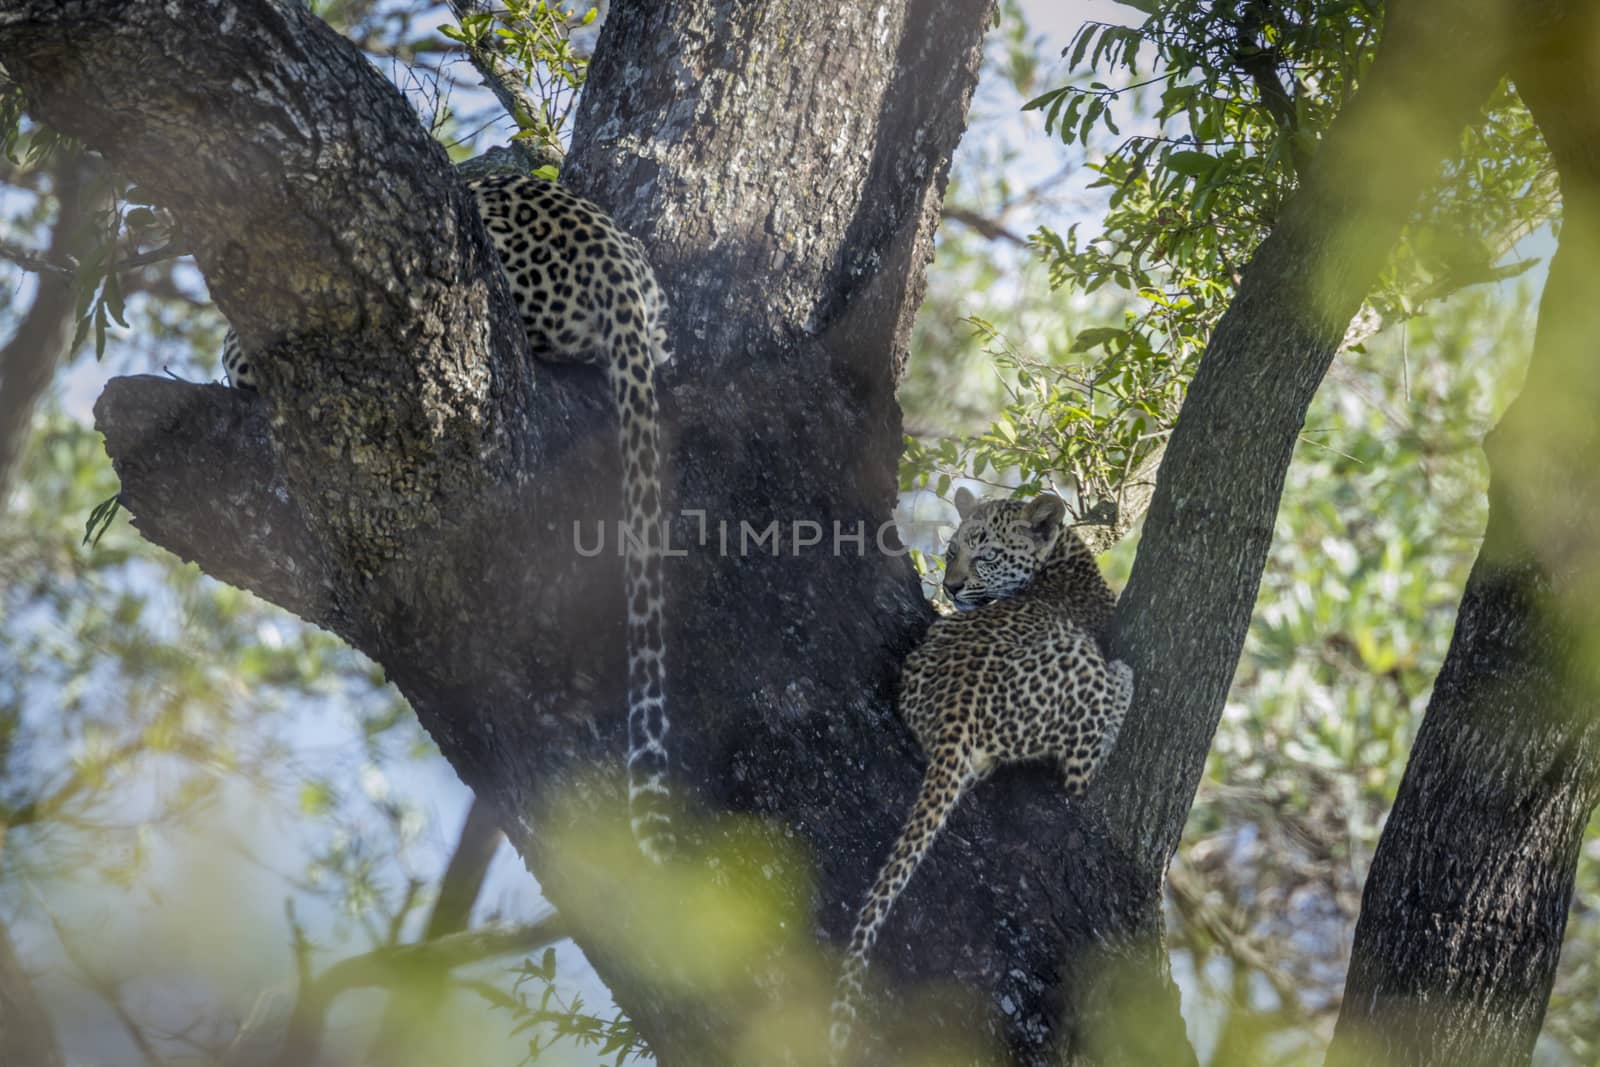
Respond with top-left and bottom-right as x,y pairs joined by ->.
0,235 -> 191,279
0,237 -> 73,276
445,0 -> 551,146
941,205 -> 1028,247
270,913 -> 566,1067
48,913 -> 167,1067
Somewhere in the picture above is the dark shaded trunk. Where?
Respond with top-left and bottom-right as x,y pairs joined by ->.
0,0 -> 982,1060
1062,0 -> 1526,1057
1328,9 -> 1600,1065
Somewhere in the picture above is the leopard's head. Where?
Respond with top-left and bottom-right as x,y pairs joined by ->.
941,488 -> 1067,610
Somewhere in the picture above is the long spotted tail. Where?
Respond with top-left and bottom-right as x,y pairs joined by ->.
830,751 -> 977,1061
606,340 -> 671,863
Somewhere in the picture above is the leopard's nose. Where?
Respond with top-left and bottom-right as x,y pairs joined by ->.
944,577 -> 965,597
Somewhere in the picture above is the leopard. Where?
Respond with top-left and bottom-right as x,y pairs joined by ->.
829,486 -> 1134,1059
222,173 -> 675,863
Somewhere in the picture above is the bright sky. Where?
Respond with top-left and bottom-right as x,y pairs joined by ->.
1023,0 -> 1141,46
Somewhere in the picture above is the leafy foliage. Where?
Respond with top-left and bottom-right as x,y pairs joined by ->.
1162,284 -> 1541,1052
901,313 -> 1164,519
440,0 -> 598,162
500,946 -> 647,1066
0,413 -> 421,894
904,0 -> 1555,538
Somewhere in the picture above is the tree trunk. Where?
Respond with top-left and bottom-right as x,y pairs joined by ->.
1328,9 -> 1600,1065
1064,0 -> 1523,1057
0,0 -> 983,1060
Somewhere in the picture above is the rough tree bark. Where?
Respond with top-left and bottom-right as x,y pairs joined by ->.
0,0 -> 977,1060
1328,8 -> 1600,1065
1062,0 -> 1529,1058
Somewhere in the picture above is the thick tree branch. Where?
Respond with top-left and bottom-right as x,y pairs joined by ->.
421,797 -> 503,942
1108,0 -> 1526,879
92,377 -> 336,628
2,1 -> 993,1062
1328,8 -> 1600,1064
0,0 -> 540,572
1049,0 -> 1541,1055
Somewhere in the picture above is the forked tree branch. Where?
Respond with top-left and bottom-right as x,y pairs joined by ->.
271,916 -> 568,1067
0,2 -> 994,1062
445,0 -> 549,141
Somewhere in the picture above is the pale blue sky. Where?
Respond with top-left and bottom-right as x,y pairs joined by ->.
1023,0 -> 1140,46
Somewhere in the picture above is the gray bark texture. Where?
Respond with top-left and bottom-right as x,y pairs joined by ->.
1328,7 -> 1600,1065
0,0 -> 988,1060
1,0 -> 1592,1063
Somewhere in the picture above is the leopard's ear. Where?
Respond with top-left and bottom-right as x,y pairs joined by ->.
1022,494 -> 1066,543
953,486 -> 979,519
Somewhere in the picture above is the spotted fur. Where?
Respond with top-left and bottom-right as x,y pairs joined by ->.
829,487 -> 1134,1057
222,174 -> 675,862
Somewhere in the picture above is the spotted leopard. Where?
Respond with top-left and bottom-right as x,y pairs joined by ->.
222,174 -> 675,863
829,487 -> 1134,1057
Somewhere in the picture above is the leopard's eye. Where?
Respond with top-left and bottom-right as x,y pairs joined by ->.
975,548 -> 999,565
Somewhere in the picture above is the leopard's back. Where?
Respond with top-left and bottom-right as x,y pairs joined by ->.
830,491 -> 1135,1060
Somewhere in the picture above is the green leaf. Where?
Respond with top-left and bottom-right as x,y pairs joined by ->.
1067,24 -> 1095,70
93,300 -> 108,360
1072,327 -> 1125,352
1165,149 -> 1217,177
298,780 -> 335,815
82,493 -> 122,547
103,271 -> 128,328
1021,86 -> 1066,114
